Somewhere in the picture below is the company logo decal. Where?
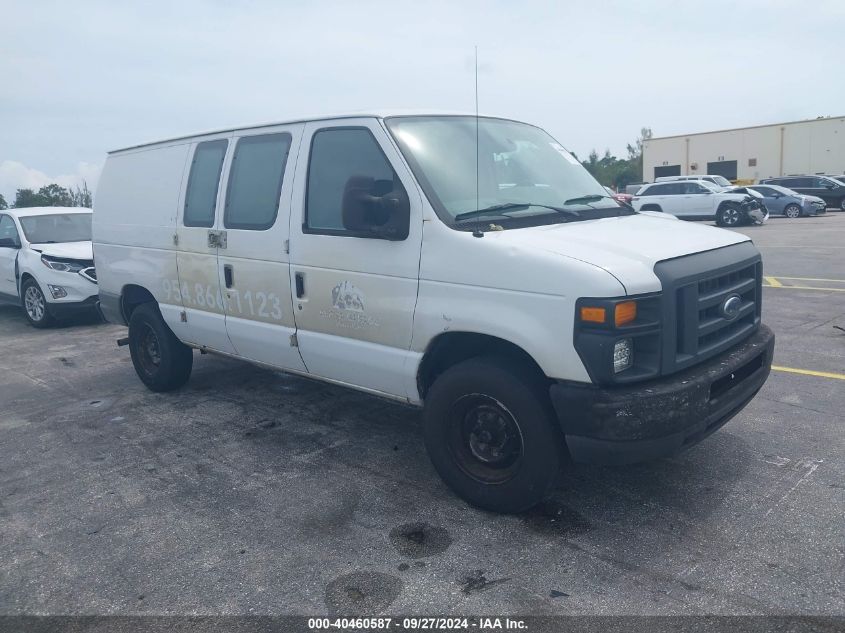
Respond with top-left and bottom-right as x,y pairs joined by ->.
331,281 -> 364,312
721,294 -> 742,320
320,281 -> 378,330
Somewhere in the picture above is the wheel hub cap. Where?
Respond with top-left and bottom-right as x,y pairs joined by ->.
24,286 -> 44,321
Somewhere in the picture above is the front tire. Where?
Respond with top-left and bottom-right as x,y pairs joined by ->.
783,203 -> 801,219
21,279 -> 55,328
128,303 -> 193,392
839,197 -> 845,212
422,356 -> 564,513
716,204 -> 741,227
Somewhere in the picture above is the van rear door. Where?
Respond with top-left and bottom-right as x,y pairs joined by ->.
215,124 -> 307,371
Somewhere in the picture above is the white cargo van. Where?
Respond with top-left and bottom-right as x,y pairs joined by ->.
94,112 -> 774,513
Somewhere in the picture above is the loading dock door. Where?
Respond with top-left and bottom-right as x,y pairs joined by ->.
654,165 -> 681,179
706,160 -> 738,181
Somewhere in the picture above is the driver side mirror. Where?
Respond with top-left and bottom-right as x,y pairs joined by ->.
342,176 -> 410,241
0,237 -> 20,249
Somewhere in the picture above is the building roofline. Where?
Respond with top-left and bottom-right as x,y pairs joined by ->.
647,115 -> 845,142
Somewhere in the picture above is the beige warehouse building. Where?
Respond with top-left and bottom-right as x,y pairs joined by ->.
642,115 -> 845,184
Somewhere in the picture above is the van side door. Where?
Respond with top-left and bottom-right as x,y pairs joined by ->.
175,134 -> 237,353
288,119 -> 423,399
216,125 -> 307,371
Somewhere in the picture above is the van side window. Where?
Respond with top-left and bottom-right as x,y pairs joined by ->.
305,127 -> 404,235
184,139 -> 228,228
224,133 -> 292,231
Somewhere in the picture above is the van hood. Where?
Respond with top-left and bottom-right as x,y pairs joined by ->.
490,213 -> 749,295
29,241 -> 93,261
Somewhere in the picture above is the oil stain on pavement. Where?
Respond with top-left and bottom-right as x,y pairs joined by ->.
388,522 -> 452,558
325,571 -> 402,615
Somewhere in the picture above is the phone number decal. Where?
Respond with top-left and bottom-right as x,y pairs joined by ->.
162,279 -> 282,321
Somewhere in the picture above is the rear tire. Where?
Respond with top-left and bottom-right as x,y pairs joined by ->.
128,302 -> 193,392
839,197 -> 845,212
716,204 -> 741,227
21,279 -> 55,328
783,204 -> 802,219
422,356 -> 564,513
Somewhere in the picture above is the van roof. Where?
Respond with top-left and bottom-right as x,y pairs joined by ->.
109,110 -> 515,154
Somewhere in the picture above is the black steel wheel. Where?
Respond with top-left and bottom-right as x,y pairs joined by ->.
128,302 -> 193,392
423,356 -> 564,513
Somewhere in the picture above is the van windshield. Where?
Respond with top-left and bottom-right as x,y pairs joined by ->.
386,116 -> 628,228
19,213 -> 92,244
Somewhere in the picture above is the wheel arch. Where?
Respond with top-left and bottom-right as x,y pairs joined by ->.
120,284 -> 157,322
417,331 -> 547,399
639,204 -> 662,212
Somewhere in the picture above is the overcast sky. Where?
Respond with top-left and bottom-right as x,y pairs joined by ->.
2,0 -> 844,202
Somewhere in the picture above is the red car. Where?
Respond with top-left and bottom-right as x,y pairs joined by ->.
605,186 -> 633,205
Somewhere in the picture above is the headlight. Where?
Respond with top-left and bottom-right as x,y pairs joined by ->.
41,255 -> 85,273
574,294 -> 661,384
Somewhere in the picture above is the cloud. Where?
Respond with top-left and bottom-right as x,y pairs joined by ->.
0,161 -> 102,204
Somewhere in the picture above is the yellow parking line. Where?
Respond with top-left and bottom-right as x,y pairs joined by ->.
771,276 -> 845,283
772,365 -> 845,381
763,276 -> 783,287
763,284 -> 845,292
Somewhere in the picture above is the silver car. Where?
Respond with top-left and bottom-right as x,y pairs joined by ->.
746,185 -> 825,218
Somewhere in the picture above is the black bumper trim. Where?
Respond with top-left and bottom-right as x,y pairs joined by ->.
550,324 -> 775,465
46,296 -> 100,318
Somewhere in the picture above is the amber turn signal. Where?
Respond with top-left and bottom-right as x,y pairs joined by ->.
580,306 -> 606,324
614,301 -> 637,327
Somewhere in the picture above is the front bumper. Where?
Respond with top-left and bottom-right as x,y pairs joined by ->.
803,202 -> 826,216
550,324 -> 775,465
46,295 -> 100,318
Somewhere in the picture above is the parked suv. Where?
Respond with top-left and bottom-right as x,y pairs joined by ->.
655,174 -> 734,189
94,112 -> 774,513
632,180 -> 767,226
759,175 -> 845,211
0,207 -> 97,327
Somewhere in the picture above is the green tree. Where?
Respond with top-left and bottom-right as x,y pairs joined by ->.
0,193 -> 7,210
581,127 -> 653,191
13,188 -> 44,208
68,181 -> 93,208
13,183 -> 74,208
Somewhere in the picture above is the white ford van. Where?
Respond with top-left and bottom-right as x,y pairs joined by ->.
94,112 -> 774,513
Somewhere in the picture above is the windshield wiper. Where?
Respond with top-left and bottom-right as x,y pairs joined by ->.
454,202 -> 580,222
564,193 -> 636,213
563,194 -> 615,205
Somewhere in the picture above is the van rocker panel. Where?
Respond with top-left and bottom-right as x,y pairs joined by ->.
551,324 -> 774,465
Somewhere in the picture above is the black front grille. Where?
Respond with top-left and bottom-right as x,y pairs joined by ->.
655,243 -> 762,375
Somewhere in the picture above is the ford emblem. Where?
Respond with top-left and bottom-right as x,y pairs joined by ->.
721,294 -> 742,320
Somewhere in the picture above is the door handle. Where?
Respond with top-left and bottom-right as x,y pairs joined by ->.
295,272 -> 305,298
224,264 -> 234,288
